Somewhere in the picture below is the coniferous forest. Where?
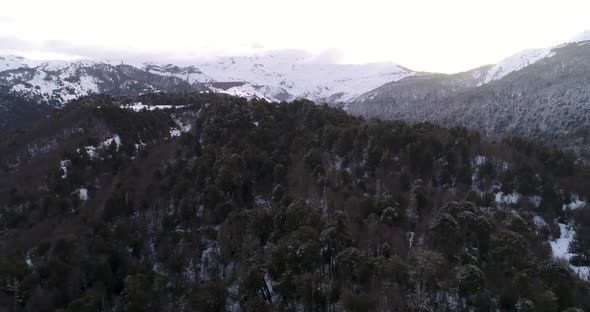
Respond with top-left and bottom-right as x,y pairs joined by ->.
1,93 -> 590,311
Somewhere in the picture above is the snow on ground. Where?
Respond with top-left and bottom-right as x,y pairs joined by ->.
143,63 -> 212,84
172,115 -> 192,132
149,50 -> 414,102
121,102 -> 186,112
529,196 -> 542,208
210,83 -> 273,101
226,284 -> 240,312
495,192 -> 520,205
563,194 -> 587,211
473,155 -> 487,166
484,48 -> 555,83
83,146 -> 97,158
60,160 -> 70,179
533,215 -> 547,229
170,128 -> 182,137
78,188 -> 88,201
550,223 -> 590,280
124,102 -> 186,111
170,114 -> 192,137
200,242 -> 219,281
25,250 -> 33,268
6,63 -> 101,104
255,195 -> 271,210
76,135 -> 121,157
101,135 -> 121,150
0,55 -> 32,71
407,232 -> 416,249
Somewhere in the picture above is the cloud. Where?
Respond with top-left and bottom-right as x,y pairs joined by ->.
0,16 -> 14,24
0,36 -> 369,67
0,36 -> 195,63
0,36 -> 330,65
0,36 -> 34,51
250,42 -> 265,50
308,48 -> 345,64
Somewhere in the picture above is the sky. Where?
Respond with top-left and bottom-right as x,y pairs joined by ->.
1,0 -> 589,73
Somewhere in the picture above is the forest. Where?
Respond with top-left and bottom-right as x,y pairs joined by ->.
0,92 -> 589,311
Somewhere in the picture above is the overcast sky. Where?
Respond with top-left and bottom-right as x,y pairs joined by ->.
1,0 -> 589,73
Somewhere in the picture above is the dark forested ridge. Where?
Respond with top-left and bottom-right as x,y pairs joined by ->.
1,93 -> 590,311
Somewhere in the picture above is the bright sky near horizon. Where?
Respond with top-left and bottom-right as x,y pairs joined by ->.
1,0 -> 589,73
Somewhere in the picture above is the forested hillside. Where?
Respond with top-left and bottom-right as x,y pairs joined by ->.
348,41 -> 590,163
1,93 -> 589,311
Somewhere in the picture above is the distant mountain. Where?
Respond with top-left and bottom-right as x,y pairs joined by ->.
153,50 -> 414,103
0,51 -> 414,132
0,56 -> 203,104
2,31 -> 590,158
348,33 -> 590,161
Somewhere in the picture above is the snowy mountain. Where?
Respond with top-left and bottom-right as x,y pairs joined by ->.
0,56 -> 200,106
482,47 -> 555,83
2,30 -> 590,155
564,29 -> 590,44
0,51 -> 414,131
142,50 -> 415,102
348,35 -> 590,161
0,50 -> 414,107
481,30 -> 590,84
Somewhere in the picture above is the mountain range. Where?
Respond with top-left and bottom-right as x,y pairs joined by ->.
1,31 -> 589,158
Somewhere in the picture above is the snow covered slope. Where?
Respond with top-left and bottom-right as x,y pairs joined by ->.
0,50 -> 414,107
483,48 -> 555,83
0,58 -> 200,106
564,29 -> 590,44
144,50 -> 415,103
482,30 -> 590,84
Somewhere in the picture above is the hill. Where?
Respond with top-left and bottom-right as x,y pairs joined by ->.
0,93 -> 589,311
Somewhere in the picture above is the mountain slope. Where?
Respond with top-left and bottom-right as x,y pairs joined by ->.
1,93 -> 590,311
0,51 -> 414,132
348,38 -> 590,161
0,51 -> 414,106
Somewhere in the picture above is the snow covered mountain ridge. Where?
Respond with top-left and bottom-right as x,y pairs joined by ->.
0,50 -> 415,106
481,30 -> 590,84
2,29 -> 590,109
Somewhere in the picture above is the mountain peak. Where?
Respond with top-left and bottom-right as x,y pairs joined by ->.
566,30 -> 590,44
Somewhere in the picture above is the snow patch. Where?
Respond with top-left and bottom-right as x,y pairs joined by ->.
170,128 -> 182,137
407,232 -> 416,249
529,195 -> 542,208
550,223 -> 590,280
495,192 -> 520,205
563,194 -> 586,211
25,250 -> 33,268
473,155 -> 487,166
83,146 -> 97,158
101,135 -> 121,150
484,48 -> 555,83
124,102 -> 186,111
170,114 -> 192,137
60,160 -> 70,179
533,215 -> 547,229
200,242 -> 219,282
78,188 -> 88,201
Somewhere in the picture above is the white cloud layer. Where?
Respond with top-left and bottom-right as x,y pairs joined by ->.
1,0 -> 589,73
